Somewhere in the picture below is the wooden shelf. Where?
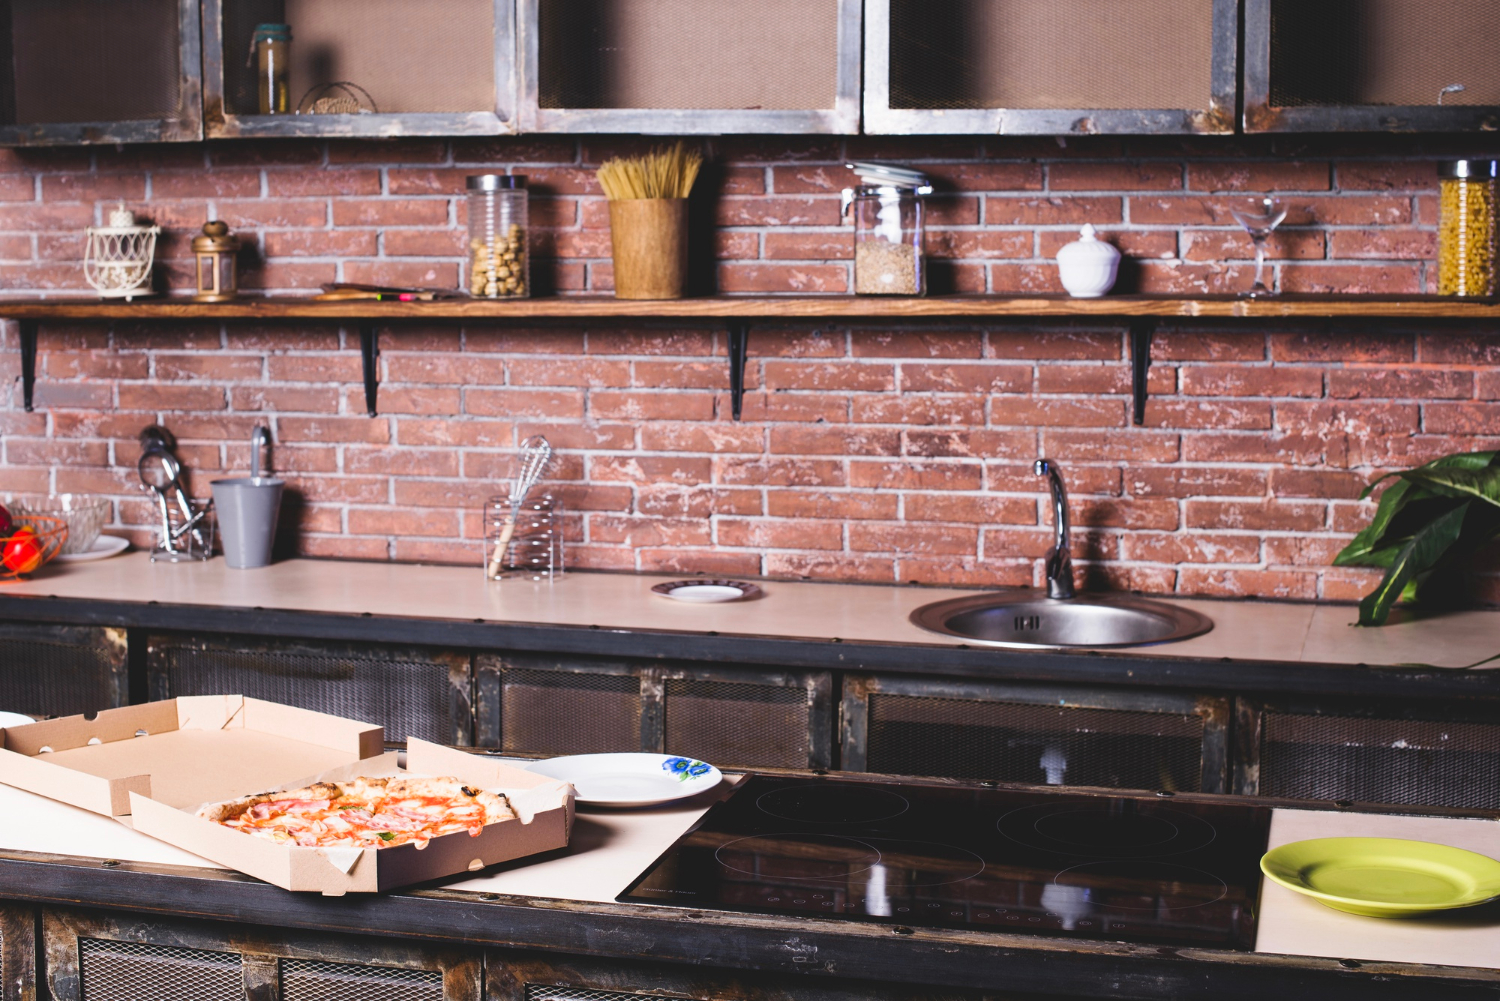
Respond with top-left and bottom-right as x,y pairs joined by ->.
4,293 -> 1500,321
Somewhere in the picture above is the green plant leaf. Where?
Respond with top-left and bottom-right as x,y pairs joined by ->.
1399,466 -> 1500,509
1357,501 -> 1471,626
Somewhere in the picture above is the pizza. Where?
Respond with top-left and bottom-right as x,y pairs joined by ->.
198,777 -> 516,850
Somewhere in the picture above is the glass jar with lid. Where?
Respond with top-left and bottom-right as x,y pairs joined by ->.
250,23 -> 291,115
841,162 -> 932,296
466,174 -> 529,299
1437,159 -> 1496,297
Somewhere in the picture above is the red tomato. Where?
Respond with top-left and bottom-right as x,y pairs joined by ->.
0,504 -> 11,538
3,527 -> 43,575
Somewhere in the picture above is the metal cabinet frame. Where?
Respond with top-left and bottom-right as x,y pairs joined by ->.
201,0 -> 517,138
44,907 -> 482,1001
1242,0 -> 1500,132
842,675 -> 1230,794
862,0 -> 1238,135
517,0 -> 863,134
0,0 -> 202,145
0,904 -> 36,1001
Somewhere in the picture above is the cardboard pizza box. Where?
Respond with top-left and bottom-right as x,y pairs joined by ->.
0,696 -> 575,894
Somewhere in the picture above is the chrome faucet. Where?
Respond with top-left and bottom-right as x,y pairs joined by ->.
1034,458 -> 1075,600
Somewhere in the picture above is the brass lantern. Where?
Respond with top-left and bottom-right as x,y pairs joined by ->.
191,220 -> 240,302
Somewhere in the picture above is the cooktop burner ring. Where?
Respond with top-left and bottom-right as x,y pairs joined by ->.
715,833 -> 882,881
1053,860 -> 1230,912
859,838 -> 987,886
755,783 -> 911,824
997,801 -> 1217,858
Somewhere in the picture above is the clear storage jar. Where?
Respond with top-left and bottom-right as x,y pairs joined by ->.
484,491 -> 562,581
842,183 -> 931,296
467,175 -> 529,298
1438,159 -> 1496,297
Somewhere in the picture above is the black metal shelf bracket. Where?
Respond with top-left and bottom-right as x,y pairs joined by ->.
358,321 -> 379,417
727,322 -> 751,421
1129,319 -> 1156,426
18,320 -> 36,413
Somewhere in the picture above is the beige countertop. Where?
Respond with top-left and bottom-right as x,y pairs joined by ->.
7,552 -> 1500,670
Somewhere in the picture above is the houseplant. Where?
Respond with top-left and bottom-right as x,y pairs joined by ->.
1335,451 -> 1500,625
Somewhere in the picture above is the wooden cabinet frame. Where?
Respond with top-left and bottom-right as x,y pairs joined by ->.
1242,0 -> 1500,132
517,0 -> 862,134
0,904 -> 36,1001
201,0 -> 517,138
863,0 -> 1237,135
0,0 -> 202,146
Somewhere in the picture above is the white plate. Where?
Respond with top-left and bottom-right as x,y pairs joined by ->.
0,712 -> 35,728
650,579 -> 764,603
525,752 -> 724,807
54,535 -> 130,563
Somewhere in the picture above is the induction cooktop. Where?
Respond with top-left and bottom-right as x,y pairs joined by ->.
619,776 -> 1273,950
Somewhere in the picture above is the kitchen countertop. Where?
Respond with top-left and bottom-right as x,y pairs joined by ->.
5,551 -> 1499,673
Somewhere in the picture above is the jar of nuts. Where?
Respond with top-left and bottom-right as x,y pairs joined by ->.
1437,160 -> 1496,297
466,174 -> 529,299
841,162 -> 932,296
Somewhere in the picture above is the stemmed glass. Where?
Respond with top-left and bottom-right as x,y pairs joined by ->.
1229,196 -> 1288,297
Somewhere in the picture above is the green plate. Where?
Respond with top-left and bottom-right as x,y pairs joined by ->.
1261,837 -> 1500,917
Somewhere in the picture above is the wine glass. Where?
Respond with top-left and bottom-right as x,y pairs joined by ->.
1229,196 -> 1288,297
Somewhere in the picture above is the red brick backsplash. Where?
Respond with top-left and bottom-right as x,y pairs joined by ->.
2,134 -> 1500,603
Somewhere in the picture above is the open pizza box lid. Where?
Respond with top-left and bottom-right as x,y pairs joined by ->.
0,695 -> 574,894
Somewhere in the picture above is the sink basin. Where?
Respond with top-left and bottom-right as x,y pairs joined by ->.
910,590 -> 1213,649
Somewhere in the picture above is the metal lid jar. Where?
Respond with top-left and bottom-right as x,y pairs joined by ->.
842,162 -> 932,296
466,174 -> 529,299
1437,159 -> 1496,297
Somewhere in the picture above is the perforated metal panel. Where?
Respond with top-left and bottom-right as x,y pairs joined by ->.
866,693 -> 1205,792
147,634 -> 470,745
1260,711 -> 1500,809
1269,0 -> 1500,108
281,958 -> 442,1001
527,988 -> 672,1001
665,678 -> 809,769
889,0 -> 1213,110
500,668 -> 641,755
0,625 -> 127,718
79,938 -> 241,1001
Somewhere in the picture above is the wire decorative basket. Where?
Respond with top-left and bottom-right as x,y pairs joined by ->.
0,514 -> 68,582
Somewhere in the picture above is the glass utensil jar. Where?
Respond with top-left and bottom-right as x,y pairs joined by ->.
842,183 -> 932,296
250,23 -> 291,115
1438,159 -> 1497,297
467,175 -> 529,298
485,492 -> 562,581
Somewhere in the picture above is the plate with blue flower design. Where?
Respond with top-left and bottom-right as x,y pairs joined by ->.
525,752 -> 724,807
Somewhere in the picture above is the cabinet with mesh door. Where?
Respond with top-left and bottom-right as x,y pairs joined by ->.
0,623 -> 128,720
44,907 -> 481,1001
0,0 -> 201,145
145,632 -> 474,747
864,0 -> 1237,134
475,653 -> 833,770
843,676 -> 1229,794
518,0 -> 862,133
1244,0 -> 1500,131
1235,697 -> 1500,809
203,0 -> 515,138
0,903 -> 36,1001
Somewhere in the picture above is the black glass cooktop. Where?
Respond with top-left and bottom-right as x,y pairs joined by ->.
619,776 -> 1272,950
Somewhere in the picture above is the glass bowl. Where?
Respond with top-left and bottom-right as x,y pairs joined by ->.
7,494 -> 109,555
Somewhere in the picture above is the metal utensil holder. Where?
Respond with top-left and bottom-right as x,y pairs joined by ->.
147,491 -> 214,563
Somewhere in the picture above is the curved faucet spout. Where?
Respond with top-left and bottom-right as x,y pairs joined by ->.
1034,458 -> 1075,599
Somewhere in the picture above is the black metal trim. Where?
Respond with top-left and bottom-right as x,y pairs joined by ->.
1130,319 -> 1154,426
360,321 -> 380,417
18,319 -> 35,412
727,322 -> 749,421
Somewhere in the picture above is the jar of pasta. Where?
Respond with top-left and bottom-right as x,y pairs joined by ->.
466,175 -> 529,298
1438,159 -> 1496,297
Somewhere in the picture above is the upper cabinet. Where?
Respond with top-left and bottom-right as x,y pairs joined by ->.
1244,0 -> 1500,132
203,0 -> 516,137
0,0 -> 202,145
863,0 -> 1237,135
517,0 -> 862,134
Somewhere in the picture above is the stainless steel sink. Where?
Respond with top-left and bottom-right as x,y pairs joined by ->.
909,591 -> 1213,649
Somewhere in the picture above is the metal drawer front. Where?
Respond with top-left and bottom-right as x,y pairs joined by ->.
147,634 -> 472,745
664,678 -> 809,769
1261,711 -> 1500,809
0,624 -> 127,717
79,939 -> 241,1001
866,692 -> 1204,791
281,958 -> 442,1001
500,668 -> 641,755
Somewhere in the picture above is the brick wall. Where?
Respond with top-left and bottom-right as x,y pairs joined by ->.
2,134 -> 1498,603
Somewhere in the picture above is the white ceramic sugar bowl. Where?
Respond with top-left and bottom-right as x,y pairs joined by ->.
1056,224 -> 1121,298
